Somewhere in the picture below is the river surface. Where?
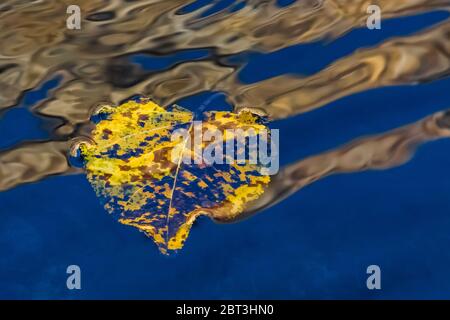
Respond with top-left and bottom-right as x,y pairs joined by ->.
0,0 -> 450,299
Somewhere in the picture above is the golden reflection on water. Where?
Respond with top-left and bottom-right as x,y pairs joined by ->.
0,0 -> 449,215
241,110 -> 450,218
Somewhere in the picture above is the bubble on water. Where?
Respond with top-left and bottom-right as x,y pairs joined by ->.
68,137 -> 95,168
90,103 -> 116,124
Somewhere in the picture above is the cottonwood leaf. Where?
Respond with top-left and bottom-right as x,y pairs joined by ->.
81,99 -> 271,254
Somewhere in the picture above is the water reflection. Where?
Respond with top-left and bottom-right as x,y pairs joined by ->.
0,0 -> 449,217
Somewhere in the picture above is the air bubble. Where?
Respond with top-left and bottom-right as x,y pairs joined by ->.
90,103 -> 116,124
68,137 -> 95,168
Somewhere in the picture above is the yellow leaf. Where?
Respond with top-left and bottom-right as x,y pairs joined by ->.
81,99 -> 271,254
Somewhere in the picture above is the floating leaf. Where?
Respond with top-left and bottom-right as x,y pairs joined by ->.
81,99 -> 271,254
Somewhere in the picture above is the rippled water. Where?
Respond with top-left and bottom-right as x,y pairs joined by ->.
1,0 -> 449,195
1,0 -> 450,298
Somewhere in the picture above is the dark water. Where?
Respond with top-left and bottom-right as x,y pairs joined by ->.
0,0 -> 450,298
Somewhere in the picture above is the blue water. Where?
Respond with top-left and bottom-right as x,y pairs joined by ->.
1,9 -> 450,299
